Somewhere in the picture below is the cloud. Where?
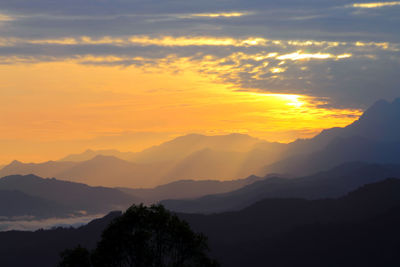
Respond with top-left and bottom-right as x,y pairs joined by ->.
187,11 -> 252,18
0,13 -> 14,21
0,0 -> 398,108
0,35 -> 269,47
352,1 -> 400,8
1,33 -> 398,108
276,51 -> 350,61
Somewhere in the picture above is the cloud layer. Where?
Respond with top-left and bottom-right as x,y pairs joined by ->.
0,0 -> 399,107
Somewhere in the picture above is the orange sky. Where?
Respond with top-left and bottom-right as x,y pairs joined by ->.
0,60 -> 362,164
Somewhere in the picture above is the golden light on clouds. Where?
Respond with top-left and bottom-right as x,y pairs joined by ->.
0,36 -> 268,47
276,51 -> 352,61
190,12 -> 250,18
270,67 -> 286,73
352,1 -> 400,8
0,13 -> 14,21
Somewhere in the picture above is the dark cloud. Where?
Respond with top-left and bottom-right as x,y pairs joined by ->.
0,0 -> 399,107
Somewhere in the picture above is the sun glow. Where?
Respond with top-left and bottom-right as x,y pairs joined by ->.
0,60 -> 361,164
352,1 -> 400,8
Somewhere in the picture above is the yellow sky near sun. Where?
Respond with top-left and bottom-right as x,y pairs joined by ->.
0,61 -> 361,164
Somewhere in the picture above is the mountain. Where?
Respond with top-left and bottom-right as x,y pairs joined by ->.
0,174 -> 137,216
60,149 -> 135,162
0,156 -> 169,188
3,179 -> 400,267
0,134 -> 286,187
0,160 -> 77,180
162,149 -> 248,182
268,136 -> 400,175
129,133 -> 268,163
119,175 -> 262,204
264,98 -> 400,176
0,211 -> 121,267
55,155 -> 170,187
287,98 -> 400,154
0,190 -> 67,218
131,134 -> 285,166
162,162 -> 400,213
180,178 -> 400,267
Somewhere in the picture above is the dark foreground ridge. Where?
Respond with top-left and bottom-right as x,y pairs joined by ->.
2,178 -> 400,266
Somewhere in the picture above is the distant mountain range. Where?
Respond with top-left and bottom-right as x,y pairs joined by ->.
60,149 -> 135,162
0,134 -> 285,187
0,173 -> 265,220
162,162 -> 400,213
118,175 -> 263,204
3,178 -> 400,267
0,190 -> 64,218
0,175 -> 136,219
2,98 -> 400,188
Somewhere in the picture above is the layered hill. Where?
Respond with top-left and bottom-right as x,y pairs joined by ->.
0,134 -> 285,187
128,133 -> 284,164
3,179 -> 400,267
0,190 -> 65,218
162,162 -> 400,213
0,174 -> 137,218
119,175 -> 262,204
60,149 -> 135,162
181,178 -> 400,267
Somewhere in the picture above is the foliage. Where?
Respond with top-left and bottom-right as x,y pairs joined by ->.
59,204 -> 218,267
58,245 -> 91,267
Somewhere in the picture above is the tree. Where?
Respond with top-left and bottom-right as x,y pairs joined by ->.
59,245 -> 91,267
59,204 -> 218,267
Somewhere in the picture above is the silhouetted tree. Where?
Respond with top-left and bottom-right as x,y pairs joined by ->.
59,204 -> 218,267
58,245 -> 91,267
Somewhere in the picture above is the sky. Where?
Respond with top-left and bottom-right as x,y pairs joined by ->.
0,0 -> 399,164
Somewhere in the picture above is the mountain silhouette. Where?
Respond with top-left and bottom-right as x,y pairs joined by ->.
56,155 -> 169,187
0,134 -> 285,187
60,149 -> 135,162
3,179 -> 400,267
129,133 -> 275,163
0,160 -> 76,180
0,211 -> 121,267
288,98 -> 400,153
0,156 -> 169,188
162,162 -> 400,213
180,178 -> 400,267
0,190 -> 67,218
265,98 -> 400,175
267,136 -> 400,175
0,174 -> 137,216
119,175 -> 262,204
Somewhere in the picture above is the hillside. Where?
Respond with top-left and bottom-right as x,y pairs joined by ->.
265,98 -> 400,176
0,190 -> 68,218
0,174 -> 137,216
3,179 -> 400,267
162,162 -> 400,213
119,175 -> 262,204
0,134 -> 285,187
